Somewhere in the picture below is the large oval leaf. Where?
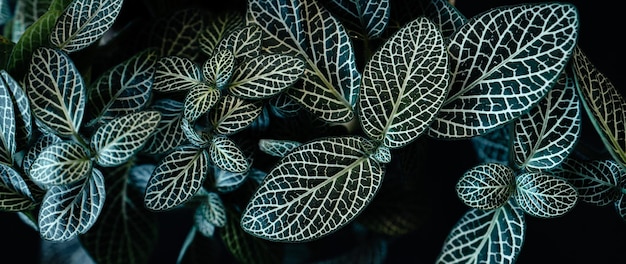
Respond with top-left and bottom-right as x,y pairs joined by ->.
456,163 -> 515,210
436,200 -> 525,264
209,135 -> 250,173
513,172 -> 578,218
241,136 -> 384,242
0,163 -> 36,211
30,141 -> 92,187
228,54 -> 305,100
144,146 -> 209,211
428,3 -> 579,138
91,111 -> 161,167
49,0 -> 124,52
38,168 -> 106,242
248,0 -> 361,123
26,47 -> 86,137
359,16 -> 448,149
183,83 -> 221,122
554,159 -> 622,206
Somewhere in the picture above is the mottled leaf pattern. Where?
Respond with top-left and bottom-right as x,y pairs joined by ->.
456,163 -> 515,210
222,207 -> 281,264
248,0 -> 361,123
258,139 -> 302,157
26,47 -> 86,137
142,99 -> 186,155
209,135 -> 250,173
194,206 -> 216,237
229,54 -> 305,100
50,0 -> 124,52
554,159 -> 622,206
153,56 -> 202,93
184,83 -> 221,121
181,118 -> 212,148
91,111 -> 161,167
0,163 -> 36,211
210,94 -> 263,135
436,200 -> 525,264
10,0 -> 53,42
323,0 -> 390,39
429,3 -> 579,138
38,168 -> 106,241
513,72 -> 580,171
359,17 -> 448,149
203,49 -> 234,89
513,172 -> 578,218
471,124 -> 511,164
30,141 -> 92,187
241,136 -> 384,242
144,146 -> 209,211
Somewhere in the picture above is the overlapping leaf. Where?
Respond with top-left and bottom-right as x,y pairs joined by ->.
22,133 -> 62,177
38,168 -> 106,241
258,139 -> 302,157
142,99 -> 186,155
248,0 -> 361,123
428,3 -> 579,138
424,0 -> 467,40
229,54 -> 304,100
200,192 -> 226,227
30,141 -> 92,187
181,118 -> 212,148
358,17 -> 448,149
222,207 -> 282,264
194,206 -> 216,237
1,70 -> 32,151
241,136 -> 384,242
212,166 -> 248,193
209,135 -> 250,173
0,70 -> 16,163
0,163 -> 36,211
436,200 -> 525,264
10,0 -> 53,42
554,159 -> 622,206
471,124 -> 511,164
26,47 -> 86,137
215,24 -> 262,61
199,11 -> 245,57
209,94 -> 263,135
49,0 -> 124,53
90,111 -> 160,167
203,49 -> 234,89
513,172 -> 578,218
150,8 -> 206,60
144,146 -> 209,211
456,163 -> 515,210
329,0 -> 390,39
153,56 -> 202,93
184,83 -> 221,122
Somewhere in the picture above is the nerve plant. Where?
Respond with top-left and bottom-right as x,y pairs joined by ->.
0,0 -> 624,263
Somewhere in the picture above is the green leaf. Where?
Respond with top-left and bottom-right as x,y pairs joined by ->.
202,49 -> 234,89
150,8 -> 206,60
228,54 -> 305,100
0,163 -> 37,211
513,71 -> 580,171
471,124 -> 512,164
258,139 -> 301,157
322,0 -> 390,39
0,35 -> 14,68
0,69 -> 16,164
91,111 -> 161,167
200,192 -> 226,227
554,159 -> 622,206
429,3 -> 579,138
248,0 -> 361,123
184,83 -> 221,122
424,0 -> 467,40
436,200 -> 525,264
22,133 -> 62,178
30,141 -> 92,187
10,0 -> 52,42
26,47 -> 86,137
181,118 -> 211,148
142,99 -> 186,155
199,11 -> 245,57
1,70 -> 33,152
359,16 -> 448,149
215,24 -> 262,61
513,172 -> 578,218
38,168 -> 106,242
209,94 -> 263,135
87,48 -> 158,126
456,163 -> 515,210
209,135 -> 250,173
193,206 -> 216,237
49,0 -> 124,52
153,56 -> 202,93
144,146 -> 209,211
241,136 -> 384,242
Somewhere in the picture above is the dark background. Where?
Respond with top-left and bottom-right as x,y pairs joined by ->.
1,0 -> 624,263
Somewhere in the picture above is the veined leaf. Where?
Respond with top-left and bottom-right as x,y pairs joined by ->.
203,49 -> 234,89
38,168 -> 106,242
436,200 -> 525,264
212,166 -> 248,193
22,133 -> 62,178
1,70 -> 33,151
359,17 -> 448,149
50,0 -> 124,52
229,54 -> 305,100
215,24 -> 262,61
142,99 -> 186,155
153,56 -> 202,93
429,3 -> 579,138
554,159 -> 622,206
26,47 -> 86,137
241,136 -> 384,242
513,71 -> 580,171
184,83 -> 221,122
30,141 -> 92,187
150,8 -> 206,60
513,172 -> 578,218
269,93 -> 301,118
0,69 -> 16,164
10,0 -> 53,42
424,0 -> 467,40
258,139 -> 302,157
572,46 -> 626,170
128,163 -> 155,195
322,0 -> 390,39
91,111 -> 160,167
616,195 -> 626,222
181,118 -> 212,148
209,94 -> 263,135
456,163 -> 515,210
471,124 -> 511,164
199,11 -> 245,56
194,206 -> 216,237
200,192 -> 226,227
248,0 -> 361,123
144,146 -> 209,211
222,207 -> 282,264
0,163 -> 37,211
87,48 -> 158,125
209,135 -> 250,173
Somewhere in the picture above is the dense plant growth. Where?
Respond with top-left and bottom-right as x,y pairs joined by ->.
0,0 -> 624,263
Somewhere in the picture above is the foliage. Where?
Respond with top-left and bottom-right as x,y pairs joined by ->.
0,0 -> 624,263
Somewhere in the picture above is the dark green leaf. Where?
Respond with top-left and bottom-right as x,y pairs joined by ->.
202,49 -> 234,89
228,54 -> 305,100
0,163 -> 37,211
183,83 -> 221,122
554,159 -> 622,206
142,99 -> 186,155
456,163 -> 515,210
30,141 -> 92,187
209,135 -> 250,173
513,172 -> 578,218
209,94 -> 263,135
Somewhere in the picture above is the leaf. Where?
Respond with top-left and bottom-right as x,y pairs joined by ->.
144,146 -> 209,211
221,207 -> 282,264
513,172 -> 578,218
183,83 -> 221,122
30,141 -> 92,187
424,0 -> 467,40
150,8 -> 206,60
153,56 -> 202,93
258,139 -> 302,157
428,3 -> 579,138
215,24 -> 262,61
87,48 -> 158,125
49,0 -> 124,52
209,94 -> 263,135
616,195 -> 626,222
26,47 -> 86,137
199,11 -> 245,57
322,0 -> 390,39
142,99 -> 186,155
0,163 -> 37,211
90,111 -> 161,167
436,200 -> 525,264
0,69 -> 16,164
38,168 -> 106,242
202,49 -> 234,89
181,118 -> 212,148
22,133 -> 62,178
248,0 -> 361,123
212,166 -> 248,193
1,70 -> 33,151
572,46 -> 626,170
10,0 -> 53,42
456,163 -> 515,210
228,54 -> 305,100
241,136 -> 384,242
471,124 -> 511,164
513,71 -> 580,171
209,135 -> 250,173
553,159 -> 622,206
200,192 -> 226,227
193,208 -> 216,237
358,17 -> 448,149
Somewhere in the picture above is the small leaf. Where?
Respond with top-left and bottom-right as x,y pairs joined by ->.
142,99 -> 186,155
424,0 -> 467,40
203,49 -> 235,89
200,192 -> 226,227
456,163 -> 515,210
209,135 -> 250,173
91,111 -> 161,167
181,118 -> 212,148
194,207 -> 216,237
30,141 -> 92,187
210,94 -> 263,135
153,56 -> 202,93
513,172 -> 578,218
228,54 -> 305,100
258,139 -> 302,157
0,163 -> 37,211
212,166 -> 248,193
184,83 -> 221,122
